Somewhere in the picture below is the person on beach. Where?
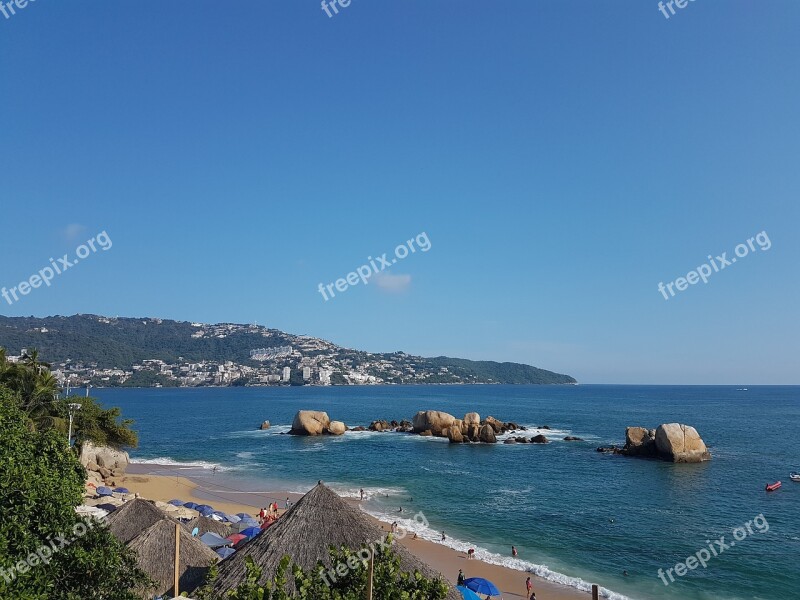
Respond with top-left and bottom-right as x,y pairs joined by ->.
468,548 -> 474,559
457,569 -> 465,586
512,545 -> 518,557
526,576 -> 532,596
441,531 -> 446,541
285,498 -> 290,510
360,488 -> 365,500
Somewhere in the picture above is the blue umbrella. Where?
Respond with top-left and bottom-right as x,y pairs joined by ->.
199,532 -> 229,548
96,503 -> 118,512
235,513 -> 253,520
456,586 -> 481,600
195,504 -> 214,512
183,501 -> 199,509
240,527 -> 261,538
113,487 -> 130,494
168,499 -> 184,506
227,514 -> 241,523
96,486 -> 113,497
216,546 -> 236,559
199,507 -> 215,517
464,578 -> 500,597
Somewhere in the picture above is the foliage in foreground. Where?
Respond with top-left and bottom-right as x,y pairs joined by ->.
195,543 -> 449,600
0,348 -> 137,448
0,389 -> 149,600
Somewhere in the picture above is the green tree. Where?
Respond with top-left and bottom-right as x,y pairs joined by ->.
0,348 -> 138,449
0,388 -> 149,599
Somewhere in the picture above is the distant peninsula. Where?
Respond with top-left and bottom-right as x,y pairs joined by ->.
0,314 -> 577,388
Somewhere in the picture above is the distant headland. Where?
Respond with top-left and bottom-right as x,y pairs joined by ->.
0,314 -> 577,388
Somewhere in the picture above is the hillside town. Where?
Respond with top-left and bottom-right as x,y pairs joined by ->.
2,320 -> 467,388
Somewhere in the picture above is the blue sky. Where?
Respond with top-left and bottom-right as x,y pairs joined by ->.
1,1 -> 798,384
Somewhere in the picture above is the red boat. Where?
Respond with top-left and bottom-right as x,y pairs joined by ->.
765,481 -> 782,492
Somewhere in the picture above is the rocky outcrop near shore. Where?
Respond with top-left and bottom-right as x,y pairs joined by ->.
290,411 -> 331,436
654,423 -> 711,463
80,441 -> 129,487
412,411 -> 457,436
599,423 -> 711,463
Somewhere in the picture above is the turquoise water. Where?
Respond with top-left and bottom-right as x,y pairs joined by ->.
97,385 -> 800,600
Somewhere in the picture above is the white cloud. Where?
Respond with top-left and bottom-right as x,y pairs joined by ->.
373,272 -> 412,294
61,223 -> 87,241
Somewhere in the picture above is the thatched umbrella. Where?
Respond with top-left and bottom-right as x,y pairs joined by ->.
128,518 -> 219,598
106,498 -> 176,544
212,483 -> 459,599
182,515 -> 231,538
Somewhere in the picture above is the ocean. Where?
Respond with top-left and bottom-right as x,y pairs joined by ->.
95,385 -> 800,600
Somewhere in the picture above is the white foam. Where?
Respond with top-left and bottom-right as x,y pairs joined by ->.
129,457 -> 232,471
362,505 -> 633,600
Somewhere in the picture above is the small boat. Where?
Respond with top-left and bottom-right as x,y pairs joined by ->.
790,472 -> 800,482
765,481 -> 782,492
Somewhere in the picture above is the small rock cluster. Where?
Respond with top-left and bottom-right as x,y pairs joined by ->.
597,423 -> 711,463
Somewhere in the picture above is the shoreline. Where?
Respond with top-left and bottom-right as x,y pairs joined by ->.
119,465 -> 595,600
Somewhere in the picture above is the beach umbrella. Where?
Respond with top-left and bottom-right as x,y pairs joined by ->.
464,577 -> 500,597
199,507 -> 215,517
209,512 -> 226,522
183,501 -> 199,509
168,499 -> 184,506
456,586 -> 481,600
227,514 -> 241,524
216,547 -> 236,559
227,533 -> 247,544
235,513 -> 253,520
240,527 -> 261,539
113,487 -> 130,494
199,532 -> 230,548
96,503 -> 118,512
96,486 -> 113,497
195,504 -> 214,512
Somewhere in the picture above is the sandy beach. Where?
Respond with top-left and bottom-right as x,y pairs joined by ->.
116,467 -> 589,600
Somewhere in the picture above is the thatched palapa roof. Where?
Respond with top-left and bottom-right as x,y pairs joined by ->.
183,515 -> 231,538
128,518 -> 219,598
212,483 -> 459,599
106,498 -> 176,544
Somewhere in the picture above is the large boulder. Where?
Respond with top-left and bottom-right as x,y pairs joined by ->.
655,423 -> 711,463
466,424 -> 480,441
327,421 -> 347,435
483,416 -> 505,433
448,428 -> 464,444
623,427 -> 657,457
412,411 -> 457,437
478,424 -> 497,444
260,420 -> 271,430
369,420 -> 390,432
531,434 -> 548,444
464,412 -> 481,426
80,441 -> 129,474
290,411 -> 331,436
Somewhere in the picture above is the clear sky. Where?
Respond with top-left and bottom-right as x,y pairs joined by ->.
1,1 -> 798,384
